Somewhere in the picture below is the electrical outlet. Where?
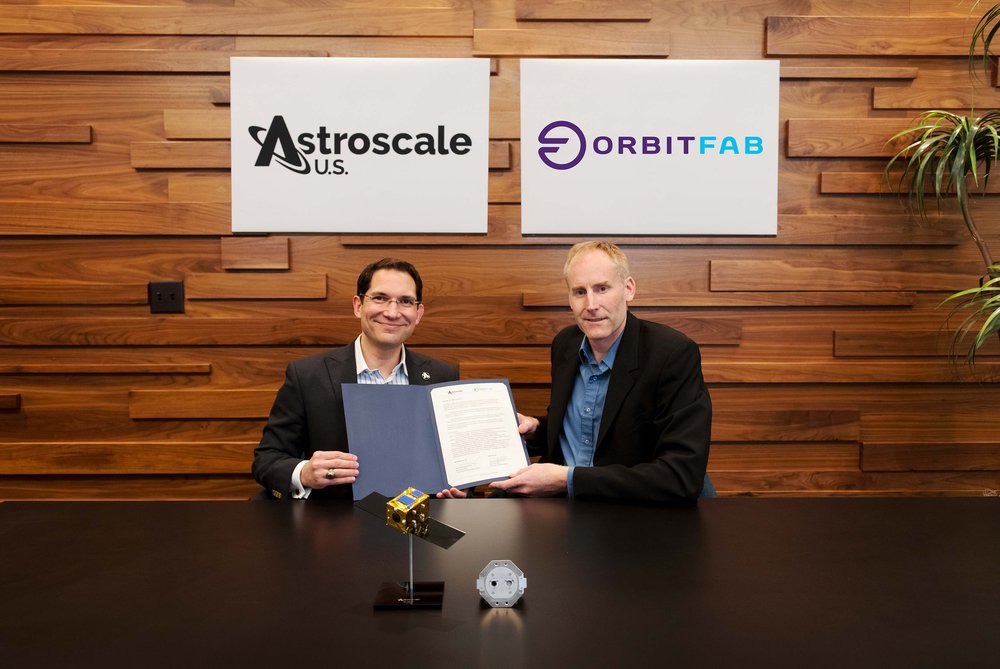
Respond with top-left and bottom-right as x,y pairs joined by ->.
148,280 -> 185,314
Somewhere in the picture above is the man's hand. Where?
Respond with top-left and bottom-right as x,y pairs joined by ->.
300,451 -> 359,489
436,487 -> 468,499
489,463 -> 568,497
516,412 -> 540,438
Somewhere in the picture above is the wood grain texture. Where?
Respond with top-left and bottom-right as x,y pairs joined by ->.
0,203 -> 230,235
131,141 -> 230,169
164,109 -> 230,139
515,0 -> 652,21
834,331 -> 1000,357
490,111 -> 519,139
0,441 -> 252,475
709,443 -> 860,472
862,442 -> 1000,472
766,17 -> 972,56
0,363 -> 210,374
221,237 -> 289,270
0,280 -> 147,305
0,48 -> 325,73
706,471 -> 1000,496
473,26 -> 669,57
0,393 -> 21,410
0,123 -> 91,143
489,141 -> 512,169
185,272 -> 327,299
828,170 -> 1000,194
780,66 -> 918,80
129,389 -> 275,418
710,260 -> 978,292
787,119 -> 915,158
873,63 -> 1000,109
0,6 -> 473,37
713,410 -> 860,442
0,476 -> 260,501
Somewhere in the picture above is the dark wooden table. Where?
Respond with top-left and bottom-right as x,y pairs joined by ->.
1,498 -> 998,667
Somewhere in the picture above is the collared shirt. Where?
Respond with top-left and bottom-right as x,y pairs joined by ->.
559,332 -> 623,497
353,336 -> 409,386
291,336 -> 409,497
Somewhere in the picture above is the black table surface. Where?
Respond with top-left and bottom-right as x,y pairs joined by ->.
1,498 -> 998,667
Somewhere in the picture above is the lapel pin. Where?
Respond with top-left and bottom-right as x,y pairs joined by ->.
422,372 -> 430,380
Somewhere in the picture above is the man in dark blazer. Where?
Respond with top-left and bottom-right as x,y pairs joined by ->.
490,242 -> 711,504
252,258 -> 458,500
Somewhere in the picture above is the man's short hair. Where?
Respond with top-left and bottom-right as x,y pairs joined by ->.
356,258 -> 423,302
563,241 -> 631,283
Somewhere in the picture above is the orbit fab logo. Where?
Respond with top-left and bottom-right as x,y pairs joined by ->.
537,120 -> 586,170
536,119 -> 766,170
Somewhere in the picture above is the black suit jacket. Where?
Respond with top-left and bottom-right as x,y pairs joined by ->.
533,312 -> 711,504
252,343 -> 458,500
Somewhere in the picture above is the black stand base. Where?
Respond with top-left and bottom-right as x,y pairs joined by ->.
373,581 -> 445,610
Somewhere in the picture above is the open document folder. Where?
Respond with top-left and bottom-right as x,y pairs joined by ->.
343,379 -> 530,500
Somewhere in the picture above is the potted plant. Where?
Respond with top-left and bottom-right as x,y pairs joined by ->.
884,2 -> 1000,363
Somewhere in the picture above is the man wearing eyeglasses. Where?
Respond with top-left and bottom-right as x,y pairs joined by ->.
252,258 -> 458,500
488,241 -> 712,504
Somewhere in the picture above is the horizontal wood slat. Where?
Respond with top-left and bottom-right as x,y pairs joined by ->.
825,171 -> 1000,195
0,123 -> 92,143
490,111 -> 519,139
131,141 -> 229,169
221,237 -> 289,270
523,290 -> 917,308
766,17 -> 972,56
712,410 -> 860,442
129,389 -> 274,418
473,26 -> 669,57
705,361 -> 1000,384
873,68 -> 1000,109
465,360 -> 1000,384
0,7 -> 473,37
710,260 -> 978,292
0,202 -> 230,235
706,471 -> 1000,496
164,109 -> 230,139
0,48 -> 326,73
709,443 -> 860,472
0,363 -> 210,374
0,393 -> 21,410
0,315 -> 740,347
515,0 -> 652,21
0,280 -> 147,305
168,175 -> 231,203
834,331 -> 1000,357
0,476 -> 260,501
780,66 -> 918,80
0,442 -> 253,475
185,272 -> 327,299
489,141 -> 512,169
787,119 -> 914,158
862,442 -> 1000,472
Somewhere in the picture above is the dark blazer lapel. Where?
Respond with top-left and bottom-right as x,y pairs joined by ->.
324,344 -> 357,405
406,348 -> 435,385
596,313 -> 640,449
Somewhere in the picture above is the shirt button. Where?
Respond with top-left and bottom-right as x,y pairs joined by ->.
584,439 -> 591,445
584,407 -> 592,413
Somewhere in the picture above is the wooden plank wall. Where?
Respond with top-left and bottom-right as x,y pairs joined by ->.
1,0 -> 999,499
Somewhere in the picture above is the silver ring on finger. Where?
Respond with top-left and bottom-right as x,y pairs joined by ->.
325,468 -> 336,480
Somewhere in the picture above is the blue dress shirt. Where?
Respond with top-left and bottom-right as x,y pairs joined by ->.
559,332 -> 623,496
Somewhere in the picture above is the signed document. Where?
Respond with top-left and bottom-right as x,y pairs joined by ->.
343,379 -> 529,500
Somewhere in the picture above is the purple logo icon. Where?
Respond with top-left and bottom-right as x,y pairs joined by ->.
538,120 -> 586,170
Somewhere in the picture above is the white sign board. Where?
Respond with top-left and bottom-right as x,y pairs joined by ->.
231,58 -> 489,233
520,60 -> 779,235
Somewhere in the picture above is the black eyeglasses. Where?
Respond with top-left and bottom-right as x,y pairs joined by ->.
361,294 -> 421,310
